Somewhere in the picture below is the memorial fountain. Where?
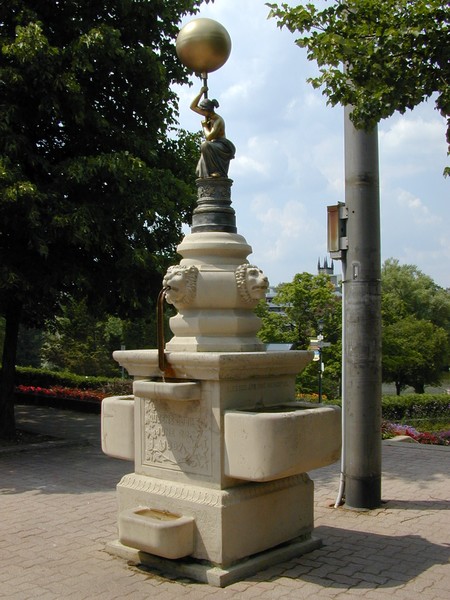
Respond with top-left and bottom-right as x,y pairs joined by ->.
101,18 -> 341,587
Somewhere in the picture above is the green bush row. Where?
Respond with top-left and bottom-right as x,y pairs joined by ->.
299,393 -> 449,420
381,394 -> 449,420
10,366 -> 131,395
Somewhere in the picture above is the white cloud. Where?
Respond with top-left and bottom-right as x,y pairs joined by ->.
380,115 -> 444,153
379,110 -> 448,179
256,199 -> 313,238
232,154 -> 268,177
396,190 -> 442,225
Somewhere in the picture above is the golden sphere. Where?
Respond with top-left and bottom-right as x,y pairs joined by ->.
176,18 -> 231,73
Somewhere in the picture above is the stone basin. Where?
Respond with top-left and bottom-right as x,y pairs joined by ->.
134,380 -> 201,402
224,402 -> 341,482
118,507 -> 195,559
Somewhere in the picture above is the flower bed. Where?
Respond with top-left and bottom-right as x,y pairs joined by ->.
16,384 -> 105,403
14,384 -> 108,414
382,420 -> 450,446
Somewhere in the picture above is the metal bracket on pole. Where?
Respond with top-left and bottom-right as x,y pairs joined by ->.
327,203 -> 348,260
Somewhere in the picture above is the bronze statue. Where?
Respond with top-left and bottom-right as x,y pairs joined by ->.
190,86 -> 235,178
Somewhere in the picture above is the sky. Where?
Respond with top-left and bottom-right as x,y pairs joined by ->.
174,0 -> 449,290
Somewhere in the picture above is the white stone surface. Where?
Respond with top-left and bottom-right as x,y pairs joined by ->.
103,350 -> 341,574
112,349 -> 313,380
224,403 -> 342,481
133,380 -> 202,402
118,507 -> 194,559
101,396 -> 135,461
116,472 -> 313,567
165,231 -> 266,352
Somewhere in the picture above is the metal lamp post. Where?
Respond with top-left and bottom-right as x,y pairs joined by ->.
317,319 -> 324,403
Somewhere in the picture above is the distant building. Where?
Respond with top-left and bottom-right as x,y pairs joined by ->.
318,257 -> 342,296
265,286 -> 289,314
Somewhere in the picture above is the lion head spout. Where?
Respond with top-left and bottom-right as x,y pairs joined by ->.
235,264 -> 269,304
163,265 -> 199,306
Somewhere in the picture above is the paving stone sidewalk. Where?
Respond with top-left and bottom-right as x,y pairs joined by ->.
1,404 -> 449,600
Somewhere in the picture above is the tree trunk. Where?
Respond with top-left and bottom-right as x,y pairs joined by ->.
414,383 -> 425,394
395,381 -> 401,396
0,300 -> 22,440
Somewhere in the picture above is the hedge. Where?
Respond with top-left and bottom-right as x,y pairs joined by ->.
11,366 -> 126,390
381,394 -> 449,420
0,366 -> 131,399
298,393 -> 449,420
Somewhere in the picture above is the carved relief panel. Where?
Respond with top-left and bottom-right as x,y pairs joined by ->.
142,399 -> 212,477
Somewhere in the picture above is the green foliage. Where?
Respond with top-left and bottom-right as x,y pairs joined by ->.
0,317 -> 4,357
257,274 -> 342,398
268,1 -> 449,172
254,300 -> 297,345
40,296 -> 164,377
381,393 -> 450,420
382,259 -> 450,329
382,316 -> 448,394
381,259 -> 450,393
41,299 -> 120,376
275,273 -> 342,348
12,365 -> 122,390
16,325 -> 43,367
0,0 -> 203,324
0,0 -> 204,436
258,260 -> 449,399
301,392 -> 449,421
276,273 -> 342,399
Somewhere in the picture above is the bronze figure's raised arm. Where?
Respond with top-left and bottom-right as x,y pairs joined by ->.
190,86 -> 235,178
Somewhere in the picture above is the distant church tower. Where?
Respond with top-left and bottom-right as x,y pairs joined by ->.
318,256 -> 342,295
318,256 -> 334,276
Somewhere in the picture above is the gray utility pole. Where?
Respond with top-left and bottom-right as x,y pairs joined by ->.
342,105 -> 382,509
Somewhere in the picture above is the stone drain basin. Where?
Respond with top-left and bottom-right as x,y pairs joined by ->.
119,508 -> 195,560
224,402 -> 341,482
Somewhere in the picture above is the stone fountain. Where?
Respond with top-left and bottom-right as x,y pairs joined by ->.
101,18 -> 341,587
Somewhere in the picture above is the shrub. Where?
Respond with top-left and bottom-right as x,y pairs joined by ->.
11,366 -> 131,392
381,394 -> 449,420
299,393 -> 449,419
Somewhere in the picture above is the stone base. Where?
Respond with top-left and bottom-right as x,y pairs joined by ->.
105,535 -> 322,587
116,473 -> 314,567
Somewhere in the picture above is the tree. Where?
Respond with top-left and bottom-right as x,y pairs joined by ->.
255,300 -> 297,346
275,272 -> 341,348
382,258 -> 450,330
40,294 -> 176,377
0,0 -> 206,439
381,259 -> 450,393
383,316 -> 448,394
268,0 -> 450,173
257,273 -> 342,398
40,298 -> 123,377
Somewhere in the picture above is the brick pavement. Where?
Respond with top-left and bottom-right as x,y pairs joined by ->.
0,405 -> 448,599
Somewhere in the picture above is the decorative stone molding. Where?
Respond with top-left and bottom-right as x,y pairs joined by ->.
235,264 -> 269,304
192,177 -> 236,233
163,264 -> 199,306
196,177 -> 232,200
118,472 -> 310,507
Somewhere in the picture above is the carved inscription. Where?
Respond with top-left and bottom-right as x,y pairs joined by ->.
143,400 -> 211,476
227,380 -> 290,393
224,379 -> 293,406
